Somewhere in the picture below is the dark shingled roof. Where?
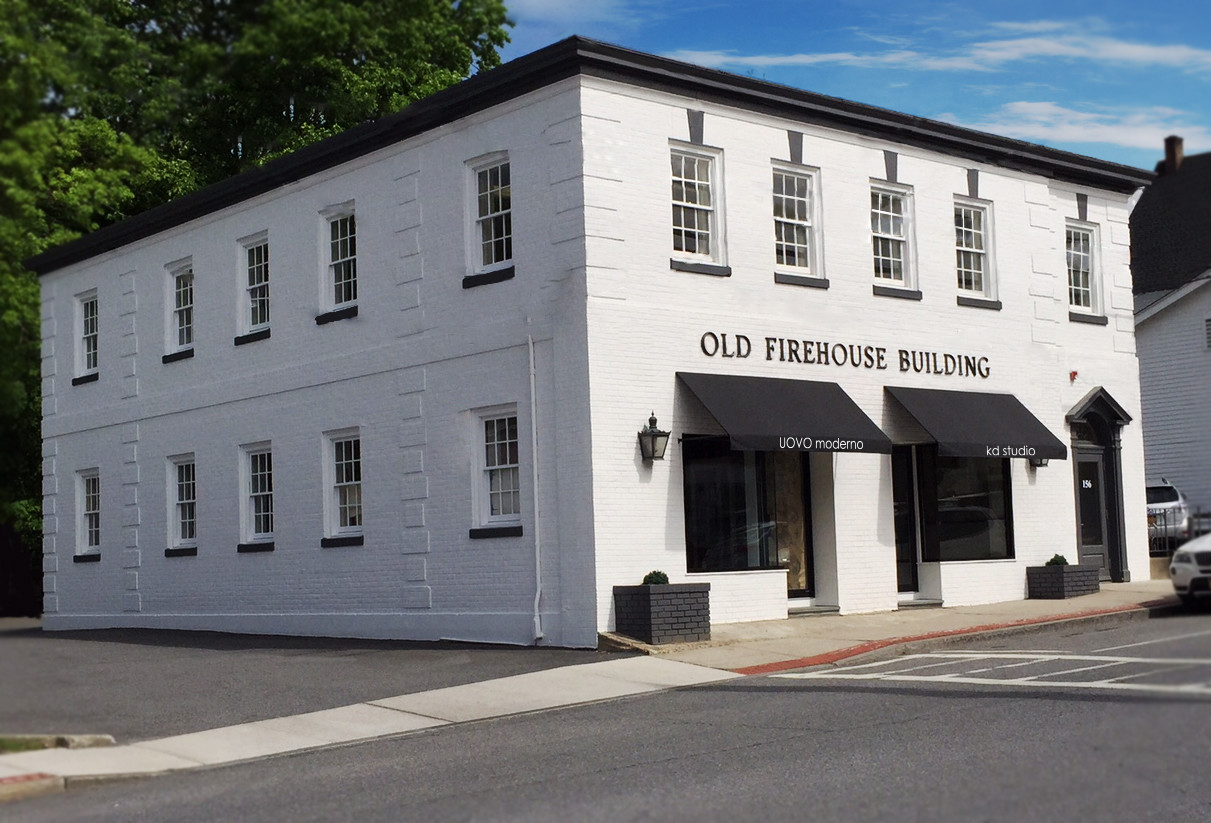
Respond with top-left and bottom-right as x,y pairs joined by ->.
27,36 -> 1153,276
1130,151 -> 1211,294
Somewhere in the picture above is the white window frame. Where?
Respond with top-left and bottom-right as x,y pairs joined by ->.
323,429 -> 363,537
1066,221 -> 1100,314
240,443 -> 274,543
870,184 -> 916,288
474,408 -> 521,527
467,154 -> 512,274
166,258 -> 194,352
320,202 -> 357,310
772,165 -> 821,274
77,290 -> 99,376
954,198 -> 996,299
168,455 -> 197,549
239,231 -> 270,333
77,469 -> 100,555
670,143 -> 725,264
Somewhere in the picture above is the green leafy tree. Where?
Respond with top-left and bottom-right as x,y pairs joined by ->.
0,0 -> 510,614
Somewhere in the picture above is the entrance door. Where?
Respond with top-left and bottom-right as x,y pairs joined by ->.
1075,452 -> 1110,575
892,446 -> 919,592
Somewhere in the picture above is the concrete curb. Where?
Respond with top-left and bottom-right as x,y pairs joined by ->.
731,598 -> 1181,675
0,772 -> 64,803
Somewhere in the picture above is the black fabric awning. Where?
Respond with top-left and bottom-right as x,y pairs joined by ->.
885,386 -> 1068,460
677,372 -> 892,453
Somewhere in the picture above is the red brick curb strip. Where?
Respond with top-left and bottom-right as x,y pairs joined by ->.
731,599 -> 1176,676
0,772 -> 64,803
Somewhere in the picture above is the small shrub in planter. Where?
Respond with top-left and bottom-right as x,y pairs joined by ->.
613,573 -> 710,644
1027,555 -> 1100,599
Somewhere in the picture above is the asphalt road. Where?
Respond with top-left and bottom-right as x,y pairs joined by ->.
0,619 -> 621,742
9,610 -> 1210,822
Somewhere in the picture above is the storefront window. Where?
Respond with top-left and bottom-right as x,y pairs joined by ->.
682,437 -> 780,573
898,447 -> 1014,563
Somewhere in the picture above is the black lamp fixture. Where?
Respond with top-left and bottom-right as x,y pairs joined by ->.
1028,456 -> 1049,468
638,412 -> 670,461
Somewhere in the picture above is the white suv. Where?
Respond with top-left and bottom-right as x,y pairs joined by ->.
1169,532 -> 1211,606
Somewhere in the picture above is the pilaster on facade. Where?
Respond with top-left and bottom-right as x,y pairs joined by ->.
393,161 -> 427,341
41,287 -> 57,419
397,366 -> 430,610
119,270 -> 139,399
41,437 -> 59,614
121,422 -> 141,612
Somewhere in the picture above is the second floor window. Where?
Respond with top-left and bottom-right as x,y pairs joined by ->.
871,188 -> 910,283
671,149 -> 714,257
476,160 -> 512,269
773,170 -> 815,271
329,214 -> 357,307
173,268 -> 194,348
1066,225 -> 1095,310
955,203 -> 988,294
246,241 -> 270,330
81,294 -> 99,373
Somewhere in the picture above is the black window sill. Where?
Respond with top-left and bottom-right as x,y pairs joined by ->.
234,328 -> 271,346
469,525 -> 523,539
873,284 -> 923,300
165,546 -> 198,557
957,295 -> 1002,311
463,265 -> 515,289
775,272 -> 829,289
670,259 -> 731,277
71,373 -> 99,386
237,541 -> 275,553
315,305 -> 358,325
1068,311 -> 1109,326
162,348 -> 195,364
321,535 -> 364,548
73,553 -> 101,563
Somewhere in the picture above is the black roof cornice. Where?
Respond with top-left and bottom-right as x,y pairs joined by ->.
27,36 -> 1153,275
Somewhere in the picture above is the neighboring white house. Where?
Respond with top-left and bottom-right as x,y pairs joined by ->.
1132,137 -> 1211,522
29,37 -> 1153,648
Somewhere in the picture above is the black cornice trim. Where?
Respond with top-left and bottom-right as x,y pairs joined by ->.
25,36 -> 1152,276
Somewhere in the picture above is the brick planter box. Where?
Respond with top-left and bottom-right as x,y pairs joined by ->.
613,583 -> 710,644
1026,565 -> 1101,599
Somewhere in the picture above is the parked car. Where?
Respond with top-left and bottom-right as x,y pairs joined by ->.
1147,480 -> 1190,544
1169,531 -> 1211,606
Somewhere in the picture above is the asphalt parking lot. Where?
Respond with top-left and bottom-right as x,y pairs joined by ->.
0,619 -> 623,743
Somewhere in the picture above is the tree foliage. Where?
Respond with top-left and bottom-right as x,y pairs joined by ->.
0,0 -> 510,614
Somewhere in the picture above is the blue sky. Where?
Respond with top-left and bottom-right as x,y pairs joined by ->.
498,0 -> 1211,171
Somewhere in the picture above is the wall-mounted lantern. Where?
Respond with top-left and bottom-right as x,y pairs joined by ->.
638,413 -> 670,461
1028,456 -> 1049,468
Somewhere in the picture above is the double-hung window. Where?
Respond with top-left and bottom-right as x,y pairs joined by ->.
78,469 -> 100,556
168,456 -> 197,554
773,169 -> 816,271
482,413 -> 520,523
239,445 -> 274,550
671,148 -> 716,259
476,159 -> 512,270
75,291 -> 99,381
329,213 -> 357,308
322,431 -> 363,547
168,261 -> 194,353
244,235 -> 270,332
954,200 -> 996,299
871,186 -> 914,286
1066,222 -> 1098,313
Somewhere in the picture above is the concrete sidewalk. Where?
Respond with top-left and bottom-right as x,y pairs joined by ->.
0,579 -> 1179,803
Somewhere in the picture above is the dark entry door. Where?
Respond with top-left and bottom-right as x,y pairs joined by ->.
1075,453 -> 1109,574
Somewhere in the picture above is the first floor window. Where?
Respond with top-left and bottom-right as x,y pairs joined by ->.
671,148 -> 716,258
79,293 -> 99,374
246,447 -> 274,540
1066,224 -> 1095,310
954,202 -> 990,294
171,457 -> 197,546
330,434 -> 362,533
871,187 -> 911,283
475,159 -> 512,269
893,446 -> 1014,563
773,169 -> 816,271
78,470 -> 100,552
481,413 -> 520,522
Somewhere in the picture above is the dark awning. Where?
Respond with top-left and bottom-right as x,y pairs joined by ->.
885,386 -> 1067,460
677,372 -> 892,453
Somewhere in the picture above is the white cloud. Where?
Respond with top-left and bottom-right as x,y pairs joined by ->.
947,101 -> 1211,153
505,0 -> 651,28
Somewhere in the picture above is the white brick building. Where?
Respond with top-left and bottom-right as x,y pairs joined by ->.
30,38 -> 1153,648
